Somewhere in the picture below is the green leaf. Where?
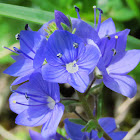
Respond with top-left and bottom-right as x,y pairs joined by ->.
97,131 -> 104,138
69,118 -> 86,125
127,36 -> 140,50
0,3 -> 54,24
81,120 -> 97,132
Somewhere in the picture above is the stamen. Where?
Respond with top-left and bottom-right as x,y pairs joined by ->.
15,33 -> 20,40
25,93 -> 30,100
25,24 -> 32,31
74,5 -> 81,19
93,5 -> 97,28
13,100 -> 16,104
73,43 -> 78,48
112,48 -> 117,56
57,53 -> 62,58
96,8 -> 103,32
3,46 -> 18,54
115,35 -> 118,39
13,47 -> 34,60
114,35 -> 118,50
105,35 -> 111,40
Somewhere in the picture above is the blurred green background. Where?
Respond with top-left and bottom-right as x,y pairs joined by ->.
0,0 -> 140,140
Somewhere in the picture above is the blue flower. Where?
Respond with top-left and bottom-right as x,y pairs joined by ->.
96,30 -> 140,98
42,30 -> 101,93
29,130 -> 67,140
9,72 -> 64,139
4,31 -> 47,85
64,118 -> 127,140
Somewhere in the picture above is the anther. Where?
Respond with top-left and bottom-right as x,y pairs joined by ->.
25,93 -> 30,100
93,6 -> 96,9
73,43 -> 78,48
57,53 -> 62,58
13,100 -> 16,104
112,48 -> 117,56
74,5 -> 80,12
15,33 -> 20,40
105,35 -> 111,40
97,8 -> 103,14
115,35 -> 118,39
25,24 -> 29,30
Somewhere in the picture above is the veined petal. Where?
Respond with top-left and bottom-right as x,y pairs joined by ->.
71,18 -> 100,44
98,117 -> 116,133
15,105 -> 52,127
55,10 -> 71,30
109,132 -> 127,140
107,50 -> 140,74
28,72 -> 60,102
20,31 -> 43,57
103,74 -> 137,98
42,64 -> 69,83
29,130 -> 46,140
3,58 -> 34,77
33,38 -> 47,69
64,119 -> 84,140
41,103 -> 64,139
77,44 -> 101,74
68,71 -> 89,93
46,30 -> 85,65
98,18 -> 116,38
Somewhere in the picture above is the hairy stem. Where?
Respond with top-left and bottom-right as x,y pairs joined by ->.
77,91 -> 112,140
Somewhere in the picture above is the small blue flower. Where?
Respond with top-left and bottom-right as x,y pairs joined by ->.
42,30 -> 101,93
29,130 -> 67,140
9,72 -> 64,139
64,118 -> 127,140
96,30 -> 140,98
4,31 -> 47,85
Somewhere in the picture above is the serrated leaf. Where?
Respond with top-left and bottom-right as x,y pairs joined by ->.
0,3 -> 54,24
69,118 -> 86,125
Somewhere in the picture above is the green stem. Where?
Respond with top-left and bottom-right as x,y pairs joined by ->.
77,91 -> 112,140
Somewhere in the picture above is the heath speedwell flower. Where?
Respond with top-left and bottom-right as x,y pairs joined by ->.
4,31 -> 47,85
9,72 -> 64,139
64,118 -> 127,140
42,30 -> 101,93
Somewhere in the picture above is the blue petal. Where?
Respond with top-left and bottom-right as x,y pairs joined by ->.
28,72 -> 60,102
29,130 -> 45,140
20,31 -> 43,57
46,30 -> 85,65
98,29 -> 130,67
77,44 -> 101,74
98,117 -> 116,133
15,105 -> 52,127
55,10 -> 71,30
38,20 -> 55,36
64,119 -> 84,140
109,131 -> 127,140
103,74 -> 137,98
107,50 -> 140,74
41,103 -> 64,139
68,71 -> 89,93
71,18 -> 100,44
42,64 -> 69,84
98,18 -> 116,38
33,38 -> 47,69
3,58 -> 34,77
11,72 -> 33,85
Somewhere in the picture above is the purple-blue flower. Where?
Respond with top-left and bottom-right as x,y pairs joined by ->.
64,118 -> 127,140
96,30 -> 140,98
42,30 -> 101,93
29,130 -> 67,140
9,72 -> 64,139
4,31 -> 47,85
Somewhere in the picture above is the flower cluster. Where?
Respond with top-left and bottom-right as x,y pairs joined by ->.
4,5 -> 140,140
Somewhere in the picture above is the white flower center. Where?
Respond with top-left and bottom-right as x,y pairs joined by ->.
66,60 -> 79,73
47,96 -> 56,109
